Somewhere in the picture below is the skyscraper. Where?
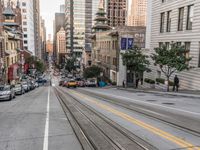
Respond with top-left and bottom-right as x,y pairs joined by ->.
127,0 -> 147,26
33,0 -> 41,59
106,0 -> 127,27
19,0 -> 35,54
65,0 -> 100,61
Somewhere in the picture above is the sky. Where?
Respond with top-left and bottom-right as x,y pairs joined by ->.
40,0 -> 64,39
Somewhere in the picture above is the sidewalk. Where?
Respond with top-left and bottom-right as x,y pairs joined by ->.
117,87 -> 200,98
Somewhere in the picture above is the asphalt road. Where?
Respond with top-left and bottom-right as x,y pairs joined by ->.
0,86 -> 82,150
1,74 -> 200,150
64,87 -> 200,150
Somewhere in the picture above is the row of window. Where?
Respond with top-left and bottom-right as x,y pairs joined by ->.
98,55 -> 117,66
160,5 -> 194,33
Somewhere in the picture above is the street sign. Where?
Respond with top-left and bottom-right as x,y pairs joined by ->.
128,38 -> 134,49
121,38 -> 134,50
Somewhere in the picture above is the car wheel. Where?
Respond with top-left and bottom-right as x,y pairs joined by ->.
9,95 -> 12,101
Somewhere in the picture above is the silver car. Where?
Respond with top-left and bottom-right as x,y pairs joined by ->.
0,85 -> 15,101
14,84 -> 25,95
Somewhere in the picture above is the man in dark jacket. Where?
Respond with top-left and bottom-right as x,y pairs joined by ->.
173,75 -> 179,92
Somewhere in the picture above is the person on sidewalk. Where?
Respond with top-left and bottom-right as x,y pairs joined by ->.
123,80 -> 125,88
173,75 -> 179,92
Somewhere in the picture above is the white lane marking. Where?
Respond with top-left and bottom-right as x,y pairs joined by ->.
43,87 -> 50,150
84,89 -> 200,116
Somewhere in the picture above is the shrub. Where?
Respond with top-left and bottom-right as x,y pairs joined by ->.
156,78 -> 165,84
144,78 -> 155,84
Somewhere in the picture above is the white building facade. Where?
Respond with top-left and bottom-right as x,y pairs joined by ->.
19,0 -> 35,55
145,0 -> 200,90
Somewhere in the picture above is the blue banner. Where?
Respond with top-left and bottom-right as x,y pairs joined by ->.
128,38 -> 134,49
121,38 -> 127,50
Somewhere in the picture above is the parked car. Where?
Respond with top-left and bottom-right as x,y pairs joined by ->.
34,82 -> 39,88
14,84 -> 25,95
86,79 -> 97,87
0,85 -> 15,101
77,80 -> 86,87
22,82 -> 30,92
59,79 -> 65,86
66,80 -> 77,88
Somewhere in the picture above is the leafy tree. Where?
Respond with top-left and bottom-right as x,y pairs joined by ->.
83,65 -> 102,79
151,43 -> 192,91
64,57 -> 77,73
26,56 -> 46,73
122,46 -> 150,88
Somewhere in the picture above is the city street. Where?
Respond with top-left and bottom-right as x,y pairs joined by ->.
0,76 -> 200,150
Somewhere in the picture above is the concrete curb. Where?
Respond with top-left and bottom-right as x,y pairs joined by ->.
117,87 -> 200,98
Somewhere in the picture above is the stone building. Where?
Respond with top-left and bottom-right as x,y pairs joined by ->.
92,26 -> 146,85
145,0 -> 200,90
0,0 -> 23,84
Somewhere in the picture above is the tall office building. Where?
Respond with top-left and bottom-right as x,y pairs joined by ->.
127,0 -> 147,26
53,12 -> 65,62
106,0 -> 127,27
19,0 -> 35,54
40,17 -> 46,60
65,0 -> 100,58
60,4 -> 65,13
33,0 -> 41,59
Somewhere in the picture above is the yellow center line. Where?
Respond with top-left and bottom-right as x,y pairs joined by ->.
70,90 -> 200,150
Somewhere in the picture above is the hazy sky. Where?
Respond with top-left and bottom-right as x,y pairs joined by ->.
40,0 -> 64,39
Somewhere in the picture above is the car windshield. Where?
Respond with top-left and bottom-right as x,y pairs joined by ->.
15,84 -> 21,88
0,86 -> 10,91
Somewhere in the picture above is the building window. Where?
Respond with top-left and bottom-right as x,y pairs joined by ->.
23,21 -> 27,25
24,40 -> 28,44
22,2 -> 26,6
165,42 -> 170,50
186,5 -> 194,30
178,7 -> 184,31
184,42 -> 191,59
159,42 -> 163,48
24,34 -> 27,38
160,12 -> 165,33
23,28 -> 27,32
22,9 -> 27,13
166,11 -> 172,32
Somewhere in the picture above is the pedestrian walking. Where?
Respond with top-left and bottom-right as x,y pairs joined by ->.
173,75 -> 179,92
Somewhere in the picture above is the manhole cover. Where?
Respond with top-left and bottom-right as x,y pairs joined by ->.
137,94 -> 145,96
162,102 -> 175,105
146,100 -> 157,102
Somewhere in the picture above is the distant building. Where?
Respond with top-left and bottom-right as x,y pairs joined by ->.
92,26 -> 146,86
46,34 -> 53,55
33,0 -> 42,59
53,12 -> 65,62
145,0 -> 200,90
105,0 -> 127,27
56,27 -> 66,64
40,17 -> 46,61
65,0 -> 100,68
60,4 -> 65,13
127,0 -> 147,26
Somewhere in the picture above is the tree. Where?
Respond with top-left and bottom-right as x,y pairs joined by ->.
26,56 -> 46,73
83,65 -> 102,79
64,57 -> 77,73
151,43 -> 192,91
122,46 -> 150,88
